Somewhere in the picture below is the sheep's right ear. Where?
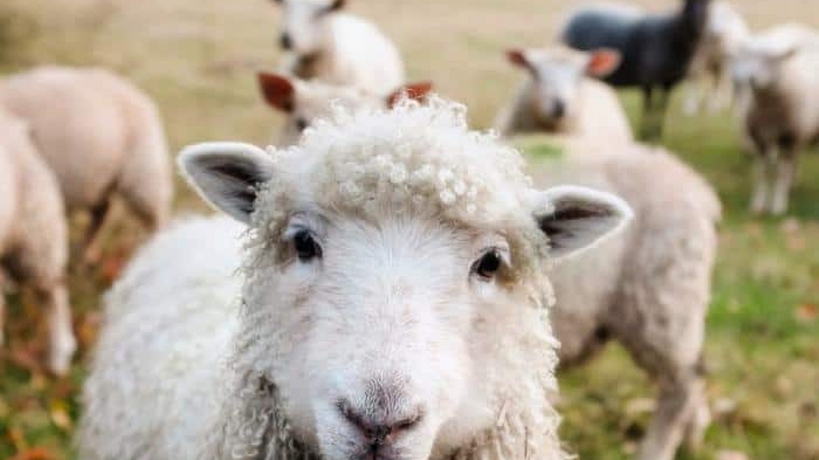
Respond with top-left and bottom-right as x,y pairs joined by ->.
258,72 -> 296,113
386,81 -> 433,108
585,49 -> 622,77
179,142 -> 275,224
506,49 -> 534,72
534,186 -> 632,261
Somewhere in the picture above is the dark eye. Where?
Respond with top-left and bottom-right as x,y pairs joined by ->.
296,117 -> 309,132
293,230 -> 322,261
473,250 -> 502,279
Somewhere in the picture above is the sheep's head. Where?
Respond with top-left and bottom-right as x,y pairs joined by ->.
730,38 -> 799,92
180,98 -> 630,460
506,47 -> 621,128
258,72 -> 432,145
273,0 -> 345,55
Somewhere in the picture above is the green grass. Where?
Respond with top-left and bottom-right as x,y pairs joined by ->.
1,1 -> 818,459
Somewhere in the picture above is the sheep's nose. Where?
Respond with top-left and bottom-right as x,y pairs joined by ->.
280,33 -> 292,50
552,100 -> 566,118
338,399 -> 423,447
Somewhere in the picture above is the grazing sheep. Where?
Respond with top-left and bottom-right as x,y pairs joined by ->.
729,24 -> 819,215
80,98 -> 634,460
257,72 -> 432,145
274,0 -> 405,96
0,66 -> 172,260
527,139 -> 721,460
562,0 -> 711,140
495,47 -> 633,143
0,109 -> 75,375
683,1 -> 749,115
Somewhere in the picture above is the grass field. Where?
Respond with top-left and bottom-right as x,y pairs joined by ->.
0,0 -> 818,459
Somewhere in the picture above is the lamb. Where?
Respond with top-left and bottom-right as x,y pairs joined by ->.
79,97 -> 634,460
273,0 -> 405,97
0,66 -> 173,260
257,71 -> 431,145
683,1 -> 749,115
728,24 -> 819,215
495,46 -> 633,144
527,139 -> 721,460
0,108 -> 75,376
561,0 -> 711,140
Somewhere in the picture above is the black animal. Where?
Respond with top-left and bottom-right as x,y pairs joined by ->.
562,0 -> 711,140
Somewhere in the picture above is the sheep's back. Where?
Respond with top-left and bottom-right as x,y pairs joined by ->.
0,67 -> 132,208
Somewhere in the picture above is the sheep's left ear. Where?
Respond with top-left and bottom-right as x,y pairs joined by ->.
386,81 -> 433,108
179,142 -> 276,224
534,186 -> 632,261
585,49 -> 622,78
323,0 -> 345,13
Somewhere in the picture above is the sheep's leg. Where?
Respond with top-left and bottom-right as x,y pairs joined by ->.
710,68 -> 731,113
652,87 -> 671,140
638,374 -> 706,460
771,150 -> 797,216
683,79 -> 704,116
38,283 -> 76,376
0,288 -> 5,347
640,86 -> 656,140
82,198 -> 111,264
750,149 -> 776,215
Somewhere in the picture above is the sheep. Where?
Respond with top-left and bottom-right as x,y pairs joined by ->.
495,46 -> 633,144
561,0 -> 711,140
683,1 -> 749,115
0,66 -> 172,261
0,108 -> 75,376
79,97 -> 635,460
526,139 -> 721,460
257,71 -> 432,145
273,0 -> 405,97
729,24 -> 819,215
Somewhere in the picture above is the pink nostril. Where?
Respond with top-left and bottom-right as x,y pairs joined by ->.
337,400 -> 423,446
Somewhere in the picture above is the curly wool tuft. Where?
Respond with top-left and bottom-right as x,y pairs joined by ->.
247,96 -> 552,278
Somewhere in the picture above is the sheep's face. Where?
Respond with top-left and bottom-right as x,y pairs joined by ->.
730,43 -> 797,92
506,48 -> 621,128
181,100 -> 631,460
257,73 -> 434,146
274,0 -> 344,55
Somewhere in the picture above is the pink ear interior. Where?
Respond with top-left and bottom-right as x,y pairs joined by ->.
586,49 -> 622,77
506,49 -> 529,69
386,81 -> 434,108
257,72 -> 296,112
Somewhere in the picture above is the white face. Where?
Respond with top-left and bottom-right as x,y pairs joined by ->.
280,84 -> 375,145
730,45 -> 794,92
181,135 -> 630,460
277,0 -> 340,55
528,59 -> 584,125
253,212 -> 512,460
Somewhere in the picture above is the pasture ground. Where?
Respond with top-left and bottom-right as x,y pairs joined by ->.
0,0 -> 817,459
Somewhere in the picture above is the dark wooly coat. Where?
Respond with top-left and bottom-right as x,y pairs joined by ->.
562,0 -> 710,89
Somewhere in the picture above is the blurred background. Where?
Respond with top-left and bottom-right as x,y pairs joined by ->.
0,0 -> 816,459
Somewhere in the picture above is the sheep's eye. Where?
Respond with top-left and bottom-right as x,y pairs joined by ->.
296,117 -> 309,132
293,230 -> 322,261
473,250 -> 502,279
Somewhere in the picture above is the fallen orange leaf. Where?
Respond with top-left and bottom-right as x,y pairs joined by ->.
10,447 -> 56,460
795,304 -> 818,323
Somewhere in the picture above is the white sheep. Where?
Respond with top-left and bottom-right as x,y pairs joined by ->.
495,47 -> 633,144
257,71 -> 431,145
0,66 -> 173,260
684,1 -> 750,115
528,139 -> 721,460
729,24 -> 819,215
0,109 -> 75,375
274,0 -> 405,97
79,98 -> 634,460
